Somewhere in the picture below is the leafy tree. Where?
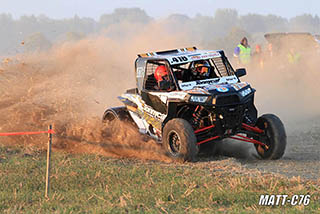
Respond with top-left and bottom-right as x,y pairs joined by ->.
166,14 -> 191,24
23,32 -> 51,52
0,8 -> 320,56
240,14 -> 267,33
212,9 -> 239,37
159,14 -> 192,36
99,8 -> 152,29
189,15 -> 216,42
289,14 -> 320,34
264,15 -> 289,32
0,13 -> 16,53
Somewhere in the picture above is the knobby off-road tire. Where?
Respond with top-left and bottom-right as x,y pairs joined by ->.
102,107 -> 133,124
254,114 -> 287,160
103,109 -> 119,122
162,118 -> 199,162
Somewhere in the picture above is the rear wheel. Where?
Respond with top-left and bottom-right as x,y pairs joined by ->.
254,114 -> 287,160
103,109 -> 119,122
102,107 -> 135,125
162,118 -> 199,162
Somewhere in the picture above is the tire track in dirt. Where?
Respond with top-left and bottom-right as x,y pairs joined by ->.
209,114 -> 320,180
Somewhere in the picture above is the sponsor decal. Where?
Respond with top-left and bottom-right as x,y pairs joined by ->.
148,91 -> 188,102
240,87 -> 252,97
180,83 -> 193,87
231,82 -> 249,91
190,52 -> 221,60
187,53 -> 201,57
226,76 -> 237,81
131,102 -> 165,131
169,56 -> 189,64
179,76 -> 238,91
167,92 -> 188,100
196,79 -> 220,85
136,108 -> 162,130
204,85 -> 217,90
142,105 -> 166,121
168,51 -> 221,65
186,88 -> 209,95
232,84 -> 241,91
122,94 -> 163,131
216,87 -> 229,93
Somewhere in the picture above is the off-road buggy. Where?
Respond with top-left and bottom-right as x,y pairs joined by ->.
103,47 -> 286,161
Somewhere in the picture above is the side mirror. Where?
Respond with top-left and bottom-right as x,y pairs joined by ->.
159,80 -> 171,90
235,68 -> 246,78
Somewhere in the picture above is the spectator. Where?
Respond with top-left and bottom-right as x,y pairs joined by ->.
267,43 -> 273,58
287,48 -> 301,64
234,37 -> 252,65
252,44 -> 264,69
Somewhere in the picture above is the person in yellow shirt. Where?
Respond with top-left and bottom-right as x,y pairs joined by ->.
234,37 -> 252,65
287,48 -> 301,64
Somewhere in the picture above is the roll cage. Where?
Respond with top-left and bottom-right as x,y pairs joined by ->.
141,55 -> 236,92
134,48 -> 236,93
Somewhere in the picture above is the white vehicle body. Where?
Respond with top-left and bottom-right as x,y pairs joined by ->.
103,47 -> 287,161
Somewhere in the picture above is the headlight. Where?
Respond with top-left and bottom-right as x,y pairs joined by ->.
189,96 -> 209,103
240,88 -> 252,97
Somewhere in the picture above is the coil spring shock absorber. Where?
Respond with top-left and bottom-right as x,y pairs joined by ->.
191,105 -> 204,128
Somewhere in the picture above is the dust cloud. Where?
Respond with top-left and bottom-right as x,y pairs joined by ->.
0,22 -> 319,162
219,37 -> 320,159
243,41 -> 320,129
0,22 -> 189,162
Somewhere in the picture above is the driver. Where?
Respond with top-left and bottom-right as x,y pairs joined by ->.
154,65 -> 172,91
190,60 -> 212,80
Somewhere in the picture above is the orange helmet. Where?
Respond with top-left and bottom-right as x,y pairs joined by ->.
154,65 -> 168,81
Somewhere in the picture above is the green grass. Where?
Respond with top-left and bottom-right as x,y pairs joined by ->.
0,145 -> 319,214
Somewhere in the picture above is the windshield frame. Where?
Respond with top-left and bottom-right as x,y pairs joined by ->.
170,56 -> 236,91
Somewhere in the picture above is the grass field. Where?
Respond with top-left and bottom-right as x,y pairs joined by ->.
0,145 -> 319,214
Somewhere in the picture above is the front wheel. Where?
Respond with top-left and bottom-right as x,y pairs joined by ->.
254,114 -> 287,160
162,118 -> 199,162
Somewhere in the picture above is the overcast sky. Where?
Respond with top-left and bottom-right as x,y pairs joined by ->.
0,0 -> 319,20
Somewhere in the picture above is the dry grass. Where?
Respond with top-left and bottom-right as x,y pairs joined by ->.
0,145 -> 319,213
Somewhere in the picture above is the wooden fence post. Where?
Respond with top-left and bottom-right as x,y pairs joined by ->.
45,124 -> 52,198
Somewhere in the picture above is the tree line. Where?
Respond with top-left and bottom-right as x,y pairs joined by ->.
0,8 -> 319,55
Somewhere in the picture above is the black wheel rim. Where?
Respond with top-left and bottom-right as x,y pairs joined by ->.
104,112 -> 117,123
168,130 -> 181,155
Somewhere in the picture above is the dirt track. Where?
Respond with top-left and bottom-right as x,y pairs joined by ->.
211,116 -> 320,180
0,38 -> 319,181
